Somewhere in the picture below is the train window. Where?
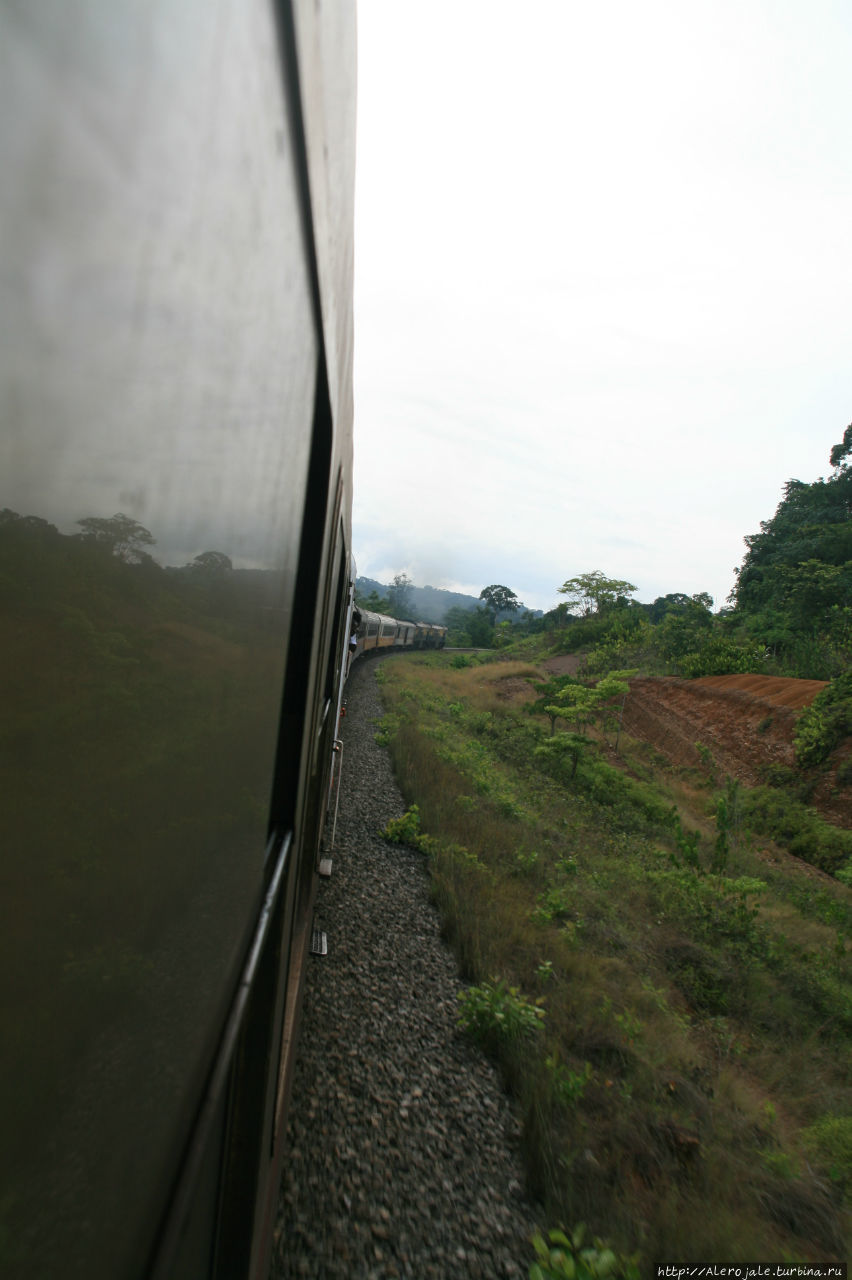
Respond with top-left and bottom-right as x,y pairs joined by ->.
367,621 -> 379,636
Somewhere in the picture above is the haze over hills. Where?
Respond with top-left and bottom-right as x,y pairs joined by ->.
355,577 -> 483,623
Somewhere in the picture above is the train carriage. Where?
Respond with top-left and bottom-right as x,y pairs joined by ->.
352,610 -> 445,657
0,4 -> 355,1278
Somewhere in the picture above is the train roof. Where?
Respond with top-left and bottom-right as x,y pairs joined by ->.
357,610 -> 446,631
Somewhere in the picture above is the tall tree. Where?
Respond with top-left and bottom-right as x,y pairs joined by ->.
387,572 -> 414,618
733,429 -> 852,617
467,607 -> 496,648
730,425 -> 852,676
829,421 -> 852,471
443,604 -> 475,644
189,550 -> 233,576
75,513 -> 155,563
357,589 -> 390,614
558,571 -> 637,616
479,584 -> 520,623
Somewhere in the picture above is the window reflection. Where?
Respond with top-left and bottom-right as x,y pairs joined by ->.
0,507 -> 303,1275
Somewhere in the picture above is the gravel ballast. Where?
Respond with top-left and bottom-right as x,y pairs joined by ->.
273,654 -> 539,1279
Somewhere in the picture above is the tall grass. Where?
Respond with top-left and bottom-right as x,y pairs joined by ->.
377,653 -> 852,1269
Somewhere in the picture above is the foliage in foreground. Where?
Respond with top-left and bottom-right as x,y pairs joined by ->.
794,672 -> 852,769
530,1226 -> 640,1280
376,652 -> 852,1270
457,977 -> 546,1051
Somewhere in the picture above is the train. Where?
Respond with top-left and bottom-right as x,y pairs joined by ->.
0,4 -> 359,1279
353,608 -> 448,658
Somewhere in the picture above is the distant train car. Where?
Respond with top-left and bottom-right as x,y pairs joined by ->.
353,610 -> 446,657
415,621 -> 449,648
0,5 -> 356,1279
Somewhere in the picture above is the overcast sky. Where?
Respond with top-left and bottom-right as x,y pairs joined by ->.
351,0 -> 852,614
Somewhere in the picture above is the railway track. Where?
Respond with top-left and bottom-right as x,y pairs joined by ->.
273,656 -> 537,1279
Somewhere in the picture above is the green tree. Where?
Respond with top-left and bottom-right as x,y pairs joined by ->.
467,606 -> 495,648
529,675 -> 581,735
657,594 -> 714,662
649,591 -> 713,623
558,571 -> 637,616
731,426 -> 852,674
356,588 -> 390,614
189,550 -> 233,575
545,670 -> 635,743
387,572 -> 414,618
443,604 -> 475,646
478,584 -> 520,623
545,683 -> 600,736
829,421 -> 852,470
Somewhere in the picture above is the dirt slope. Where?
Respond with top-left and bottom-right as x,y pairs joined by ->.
620,675 -> 821,782
537,661 -> 850,827
620,674 -> 851,828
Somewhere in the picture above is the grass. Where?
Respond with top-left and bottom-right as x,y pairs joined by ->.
376,652 -> 852,1271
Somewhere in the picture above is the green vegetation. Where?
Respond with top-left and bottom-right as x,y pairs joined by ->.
480,583 -> 521,622
425,423 -> 851,678
376,651 -> 852,1269
795,673 -> 852,768
457,978 -> 546,1051
731,425 -> 852,679
530,1225 -> 640,1280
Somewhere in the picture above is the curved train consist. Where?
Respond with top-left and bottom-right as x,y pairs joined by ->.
0,4 -> 360,1278
354,609 -> 447,657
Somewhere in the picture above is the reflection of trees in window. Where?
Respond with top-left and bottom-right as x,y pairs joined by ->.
189,550 -> 233,575
0,504 -> 289,1258
75,513 -> 156,563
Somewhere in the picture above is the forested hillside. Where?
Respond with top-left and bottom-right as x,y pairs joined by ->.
732,423 -> 851,675
355,575 -> 481,623
358,424 -> 851,679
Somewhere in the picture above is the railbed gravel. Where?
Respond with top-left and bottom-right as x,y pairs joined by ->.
273,654 -> 540,1279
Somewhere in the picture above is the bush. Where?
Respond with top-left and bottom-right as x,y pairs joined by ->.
802,1114 -> 852,1191
740,786 -> 852,876
530,1225 -> 640,1280
381,804 -> 422,846
457,978 -> 545,1049
677,636 -> 766,678
794,673 -> 852,769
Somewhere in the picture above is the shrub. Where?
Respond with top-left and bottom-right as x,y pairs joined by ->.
530,1225 -> 640,1280
457,978 -> 545,1049
802,1114 -> 852,1190
677,636 -> 766,678
545,1055 -> 592,1106
794,672 -> 852,769
381,804 -> 422,846
373,712 -> 401,747
740,786 -> 852,876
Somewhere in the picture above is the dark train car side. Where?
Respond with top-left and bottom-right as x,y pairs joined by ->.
0,5 -> 355,1279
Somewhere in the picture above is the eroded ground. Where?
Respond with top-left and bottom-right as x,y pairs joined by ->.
542,663 -> 849,830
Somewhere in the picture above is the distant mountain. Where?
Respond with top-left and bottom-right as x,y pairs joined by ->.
355,577 -> 480,623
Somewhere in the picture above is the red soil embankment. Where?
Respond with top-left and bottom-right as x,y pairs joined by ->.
537,661 -> 850,827
620,675 -> 818,783
621,674 -> 851,829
